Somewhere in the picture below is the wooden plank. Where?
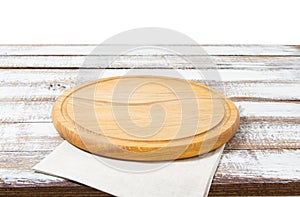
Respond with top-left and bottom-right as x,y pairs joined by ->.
2,68 -> 300,106
0,45 -> 299,56
0,185 -> 110,197
1,66 -> 300,101
1,120 -> 299,152
1,150 -> 299,185
223,82 -> 300,101
0,152 -> 62,183
1,100 -> 300,124
0,101 -> 52,122
2,82 -> 300,102
2,69 -> 300,85
209,182 -> 300,196
0,56 -> 300,69
227,120 -> 300,149
215,149 -> 300,183
212,56 -> 300,70
1,181 -> 299,197
237,101 -> 300,120
0,123 -> 62,152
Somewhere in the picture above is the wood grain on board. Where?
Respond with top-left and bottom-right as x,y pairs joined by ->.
52,75 -> 239,161
0,45 -> 300,196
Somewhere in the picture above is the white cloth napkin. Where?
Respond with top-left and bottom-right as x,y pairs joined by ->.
33,141 -> 224,197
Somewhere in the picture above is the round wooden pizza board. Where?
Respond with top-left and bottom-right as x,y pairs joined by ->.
52,75 -> 240,161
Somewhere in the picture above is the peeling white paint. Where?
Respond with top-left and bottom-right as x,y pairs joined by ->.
218,149 -> 300,182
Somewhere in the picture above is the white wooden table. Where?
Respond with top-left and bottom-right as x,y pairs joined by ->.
0,45 -> 300,196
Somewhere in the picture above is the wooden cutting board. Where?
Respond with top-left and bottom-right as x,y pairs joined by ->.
52,75 -> 240,161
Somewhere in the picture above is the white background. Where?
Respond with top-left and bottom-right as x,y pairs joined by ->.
0,0 -> 299,44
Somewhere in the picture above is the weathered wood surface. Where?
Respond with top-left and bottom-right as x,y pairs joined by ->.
0,45 -> 299,56
1,120 -> 300,152
0,45 -> 300,196
1,69 -> 300,102
1,149 -> 300,183
1,56 -> 300,69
